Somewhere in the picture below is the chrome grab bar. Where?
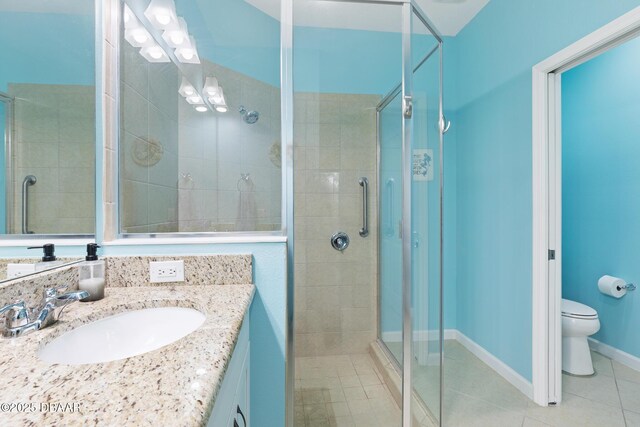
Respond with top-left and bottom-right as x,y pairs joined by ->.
21,175 -> 36,234
385,178 -> 395,237
359,177 -> 369,237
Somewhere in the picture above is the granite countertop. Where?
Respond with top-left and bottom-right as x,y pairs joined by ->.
0,284 -> 254,426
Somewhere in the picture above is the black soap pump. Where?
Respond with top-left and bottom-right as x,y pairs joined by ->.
28,244 -> 64,272
78,244 -> 105,302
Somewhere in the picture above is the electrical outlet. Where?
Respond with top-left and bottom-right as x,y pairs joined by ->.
149,260 -> 185,283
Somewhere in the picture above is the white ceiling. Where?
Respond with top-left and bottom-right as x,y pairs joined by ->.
0,0 -> 92,15
245,0 -> 490,36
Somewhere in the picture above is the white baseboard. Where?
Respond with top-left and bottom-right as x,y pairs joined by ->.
589,337 -> 640,372
453,330 -> 534,400
381,329 -> 456,343
381,329 -> 534,400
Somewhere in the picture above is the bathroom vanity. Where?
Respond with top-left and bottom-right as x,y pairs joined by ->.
0,255 -> 254,426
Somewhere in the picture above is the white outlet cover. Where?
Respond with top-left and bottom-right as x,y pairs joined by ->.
149,260 -> 185,283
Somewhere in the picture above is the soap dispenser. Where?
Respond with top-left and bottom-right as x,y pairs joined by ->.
29,244 -> 64,272
78,244 -> 105,302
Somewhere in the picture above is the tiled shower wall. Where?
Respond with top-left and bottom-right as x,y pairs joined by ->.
120,41 -> 180,233
10,83 -> 95,234
294,93 -> 380,357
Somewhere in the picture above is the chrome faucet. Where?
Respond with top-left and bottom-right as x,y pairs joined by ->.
0,286 -> 89,338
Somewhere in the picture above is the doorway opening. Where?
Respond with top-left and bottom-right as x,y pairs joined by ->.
532,6 -> 640,408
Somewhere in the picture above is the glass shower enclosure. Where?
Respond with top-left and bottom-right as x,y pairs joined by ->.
290,0 -> 446,426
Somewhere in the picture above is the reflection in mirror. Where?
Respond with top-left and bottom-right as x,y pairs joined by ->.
0,257 -> 82,283
119,0 -> 282,234
0,1 -> 96,236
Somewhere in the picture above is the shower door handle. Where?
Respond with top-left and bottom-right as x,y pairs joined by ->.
21,175 -> 37,234
359,177 -> 369,237
385,178 -> 395,237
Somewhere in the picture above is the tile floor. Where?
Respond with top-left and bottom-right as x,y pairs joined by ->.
295,353 -> 402,426
296,341 -> 640,426
389,339 -> 640,426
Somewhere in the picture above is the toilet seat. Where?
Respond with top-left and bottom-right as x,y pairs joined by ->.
561,298 -> 598,319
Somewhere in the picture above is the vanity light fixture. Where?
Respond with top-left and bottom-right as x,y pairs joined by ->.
162,17 -> 190,48
203,77 -> 219,97
185,94 -> 204,105
125,27 -> 154,47
123,5 -> 155,47
175,36 -> 201,64
208,87 -> 226,106
178,77 -> 196,97
144,0 -> 179,30
139,45 -> 170,63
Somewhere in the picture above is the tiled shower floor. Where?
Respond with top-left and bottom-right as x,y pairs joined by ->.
387,340 -> 640,426
295,354 -> 401,427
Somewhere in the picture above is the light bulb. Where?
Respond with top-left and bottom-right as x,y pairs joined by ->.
210,93 -> 223,104
215,105 -> 228,113
175,36 -> 200,64
170,32 -> 184,45
178,77 -> 197,98
195,106 -> 208,112
155,12 -> 171,26
145,0 -> 178,30
204,77 -> 219,97
139,45 -> 169,63
133,30 -> 149,44
149,47 -> 163,59
186,95 -> 203,104
181,49 -> 194,60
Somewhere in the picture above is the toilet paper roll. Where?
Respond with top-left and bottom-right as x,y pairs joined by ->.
598,275 -> 627,298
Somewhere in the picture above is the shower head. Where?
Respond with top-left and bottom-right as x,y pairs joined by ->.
239,106 -> 259,124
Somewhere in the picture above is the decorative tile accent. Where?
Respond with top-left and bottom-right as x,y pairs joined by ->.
413,149 -> 434,181
105,255 -> 253,287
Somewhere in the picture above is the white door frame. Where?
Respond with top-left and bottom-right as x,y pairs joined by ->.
531,6 -> 640,407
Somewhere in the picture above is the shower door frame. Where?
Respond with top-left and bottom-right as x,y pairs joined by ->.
376,31 -> 443,385
0,93 -> 14,234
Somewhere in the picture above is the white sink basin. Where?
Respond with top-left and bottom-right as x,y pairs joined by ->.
39,307 -> 206,365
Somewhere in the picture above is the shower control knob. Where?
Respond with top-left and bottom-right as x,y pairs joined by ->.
331,232 -> 350,252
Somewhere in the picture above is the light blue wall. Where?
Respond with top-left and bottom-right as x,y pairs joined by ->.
294,27 -> 401,95
0,12 -> 94,92
453,0 -> 640,381
562,36 -> 640,359
176,0 -> 281,88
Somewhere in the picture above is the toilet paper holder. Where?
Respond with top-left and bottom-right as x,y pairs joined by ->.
617,283 -> 637,292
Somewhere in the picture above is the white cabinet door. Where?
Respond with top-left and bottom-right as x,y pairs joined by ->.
207,317 -> 250,427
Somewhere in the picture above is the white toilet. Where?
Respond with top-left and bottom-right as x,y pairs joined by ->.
562,298 -> 600,375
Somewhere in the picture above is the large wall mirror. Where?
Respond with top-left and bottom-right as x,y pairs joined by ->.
0,1 -> 96,238
118,0 -> 282,236
0,1 -> 97,281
